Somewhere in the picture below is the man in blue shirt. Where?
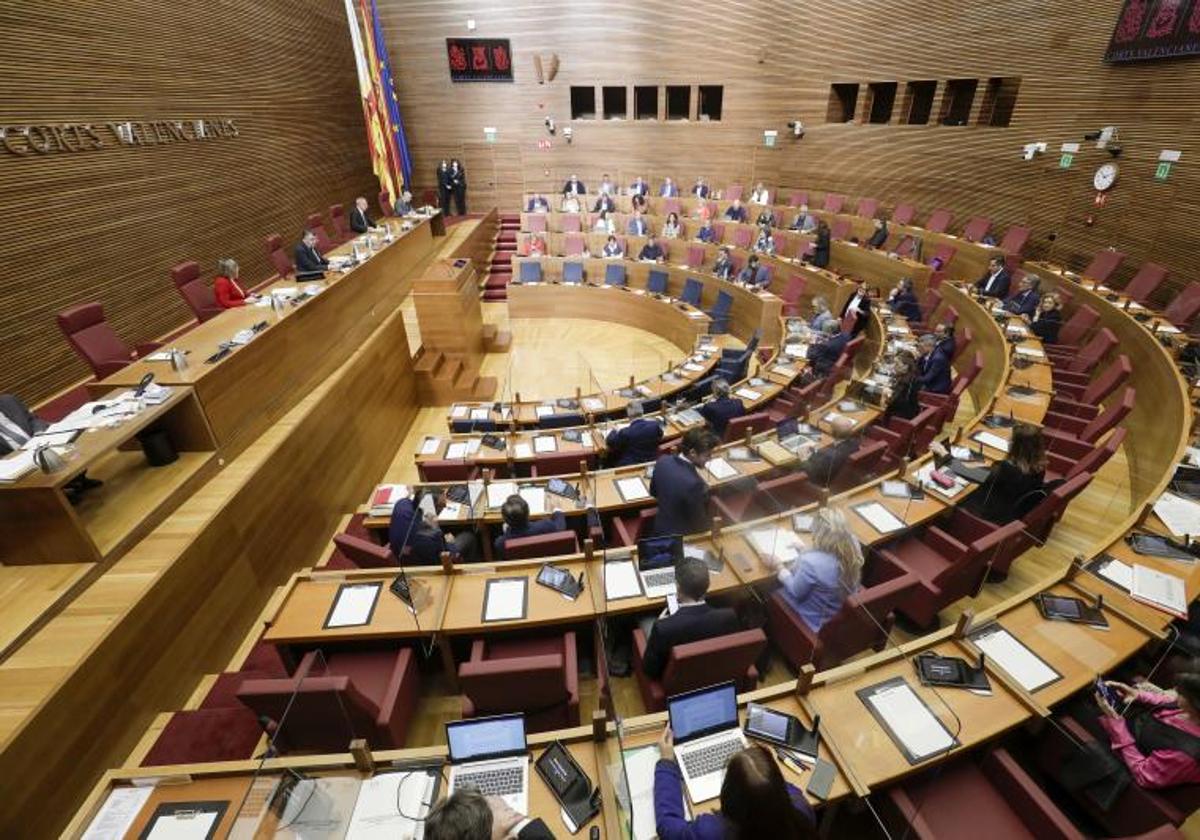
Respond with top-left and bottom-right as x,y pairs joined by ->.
916,333 -> 953,394
723,199 -> 747,223
660,177 -> 679,197
630,176 -> 649,196
1003,275 -> 1041,317
649,428 -> 718,536
493,495 -> 567,558
696,220 -> 718,244
699,378 -> 746,437
605,400 -> 664,467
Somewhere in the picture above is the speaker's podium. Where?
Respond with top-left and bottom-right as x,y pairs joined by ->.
412,257 -> 504,403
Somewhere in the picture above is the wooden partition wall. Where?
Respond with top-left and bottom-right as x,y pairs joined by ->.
1,0 -> 379,403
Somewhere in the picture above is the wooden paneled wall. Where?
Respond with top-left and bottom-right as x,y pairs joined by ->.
0,0 -> 379,403
379,0 -> 1200,298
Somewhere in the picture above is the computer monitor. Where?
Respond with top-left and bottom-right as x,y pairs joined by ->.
446,713 -> 528,763
776,417 -> 799,439
668,682 -> 739,744
636,534 -> 684,571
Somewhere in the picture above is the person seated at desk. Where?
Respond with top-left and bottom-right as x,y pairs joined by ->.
627,210 -> 650,236
712,246 -> 734,280
934,423 -> 1046,525
392,189 -> 414,216
426,789 -> 554,840
561,194 -> 582,214
294,229 -> 329,279
602,235 -> 624,259
389,491 -> 479,565
696,200 -> 715,223
752,228 -> 775,257
592,192 -> 616,213
789,204 -> 818,234
805,220 -> 831,269
806,321 -> 848,378
882,350 -> 921,421
631,192 -> 648,212
660,177 -> 679,197
562,173 -> 586,196
749,182 -> 771,206
213,258 -> 253,308
802,416 -> 859,488
598,173 -> 615,195
975,256 -> 1012,299
886,277 -> 921,321
737,254 -> 770,289
699,378 -> 746,437
915,333 -> 952,394
696,219 -> 718,244
593,208 -> 616,235
809,296 -> 837,333
0,393 -> 102,503
655,738 -> 817,840
723,199 -> 747,223
841,278 -> 871,336
755,206 -> 776,230
867,218 -> 889,249
1029,293 -> 1063,343
606,399 -> 664,467
1003,275 -> 1042,317
525,194 -> 550,213
661,212 -> 683,240
349,196 -> 376,233
639,235 -> 666,263
649,427 -> 718,537
494,495 -> 566,559
692,178 -> 710,199
528,235 -> 548,257
640,555 -> 741,679
630,176 -> 650,197
766,507 -> 864,633
932,322 -> 956,361
1092,674 -> 1200,789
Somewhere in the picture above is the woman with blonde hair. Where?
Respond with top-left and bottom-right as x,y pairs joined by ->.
213,258 -> 250,308
769,507 -> 864,632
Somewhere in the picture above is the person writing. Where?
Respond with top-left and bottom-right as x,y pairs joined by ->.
640,556 -> 741,679
494,495 -> 566,559
639,235 -> 665,263
1094,674 -> 1200,789
213,258 -> 253,308
766,507 -> 863,633
649,428 -> 717,536
699,378 -> 745,437
934,422 -> 1046,524
606,400 -> 663,467
1029,293 -> 1063,343
294,229 -> 329,279
886,277 -> 921,321
867,218 -> 889,249
0,393 -> 101,503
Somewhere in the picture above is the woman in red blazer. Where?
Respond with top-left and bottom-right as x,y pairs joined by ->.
213,258 -> 250,308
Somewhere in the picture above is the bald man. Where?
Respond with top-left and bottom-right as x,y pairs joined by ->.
803,416 -> 859,488
349,197 -> 375,233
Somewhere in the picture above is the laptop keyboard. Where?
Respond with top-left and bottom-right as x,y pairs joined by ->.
455,767 -> 524,797
682,737 -> 744,779
642,570 -> 676,588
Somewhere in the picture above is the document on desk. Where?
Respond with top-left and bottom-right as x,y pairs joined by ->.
604,560 -> 642,600
582,397 -> 605,412
972,430 -> 1010,453
535,404 -> 555,418
0,451 -> 36,482
451,405 -> 469,419
470,408 -> 490,421
534,435 -> 558,453
487,481 -> 519,509
853,502 -> 906,535
483,577 -> 528,622
25,429 -> 82,449
82,785 -> 153,840
704,457 -> 738,480
514,442 -> 534,459
1014,345 -> 1045,359
735,387 -> 762,401
1094,556 -> 1134,591
142,803 -> 224,840
419,436 -> 441,456
615,476 -> 650,502
1131,565 -> 1188,619
969,624 -> 1060,692
683,362 -> 705,372
438,501 -> 464,522
620,745 -> 688,840
1153,491 -> 1200,537
748,527 -> 805,563
324,582 -> 381,629
519,486 -> 547,515
445,442 -> 470,460
346,771 -> 435,839
858,677 -> 958,764
266,775 -> 360,839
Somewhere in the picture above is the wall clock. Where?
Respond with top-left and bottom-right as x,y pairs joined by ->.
1093,162 -> 1119,191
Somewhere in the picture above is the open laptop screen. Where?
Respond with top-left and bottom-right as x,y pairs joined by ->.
637,534 -> 683,571
447,714 -> 527,762
776,417 -> 799,439
669,682 -> 738,744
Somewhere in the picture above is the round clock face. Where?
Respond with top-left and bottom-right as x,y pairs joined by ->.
1094,163 -> 1119,191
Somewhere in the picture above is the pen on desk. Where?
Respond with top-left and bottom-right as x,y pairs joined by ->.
774,747 -> 806,775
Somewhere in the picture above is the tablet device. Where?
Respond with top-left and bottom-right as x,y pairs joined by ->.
536,564 -> 582,599
1095,677 -> 1122,709
534,741 -> 599,829
745,704 -> 818,756
547,477 -> 581,501
481,433 -> 506,451
914,652 -> 990,690
1035,593 -> 1108,628
1126,533 -> 1196,563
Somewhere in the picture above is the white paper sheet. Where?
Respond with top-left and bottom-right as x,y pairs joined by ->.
144,811 -> 219,840
487,481 -> 519,509
823,411 -> 856,427
971,626 -> 1059,692
735,387 -> 762,401
450,405 -> 469,419
445,442 -> 469,460
438,501 -> 464,521
582,397 -> 606,411
616,476 -> 650,501
0,451 -> 36,482
469,408 -> 490,421
683,362 -> 705,372
484,578 -> 528,621
854,502 -> 905,534
419,436 -> 441,455
535,405 -> 555,418
862,681 -> 956,760
1095,557 -> 1134,590
519,486 -> 547,516
1153,491 -> 1200,537
605,560 -> 643,600
1014,346 -> 1045,358
972,431 -> 1010,453
514,443 -> 534,459
346,771 -> 435,839
748,527 -> 805,562
82,786 -> 153,840
326,583 -> 380,628
534,435 -> 558,453
1131,565 -> 1187,617
25,430 -> 80,448
705,457 -> 737,480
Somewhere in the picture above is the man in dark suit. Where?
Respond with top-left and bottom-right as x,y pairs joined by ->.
640,555 -> 742,679
867,218 -> 889,249
1003,275 -> 1041,317
660,177 -> 679,197
606,400 -> 664,467
426,789 -> 554,840
711,247 -> 733,280
294,230 -> 329,279
841,278 -> 871,336
637,235 -> 664,263
389,492 -> 478,565
802,416 -> 859,487
562,174 -> 586,195
627,211 -> 649,236
916,333 -> 953,394
649,428 -> 717,537
699,379 -> 745,438
1,393 -> 101,501
629,176 -> 649,197
349,197 -> 375,233
806,322 -> 849,377
723,199 -> 747,223
592,192 -> 615,213
526,194 -> 550,212
494,495 -> 566,558
692,178 -> 710,198
975,256 -> 1012,299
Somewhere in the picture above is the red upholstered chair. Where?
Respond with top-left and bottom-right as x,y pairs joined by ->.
56,302 -> 160,379
1082,249 -> 1125,284
1165,282 -> 1200,328
998,225 -> 1030,256
564,234 -> 585,256
633,627 -> 766,712
787,191 -> 808,208
822,193 -> 845,213
766,379 -> 825,423
869,404 -> 941,459
562,213 -> 581,233
893,235 -> 917,259
732,226 -> 752,249
613,507 -> 659,547
722,411 -> 772,443
527,214 -> 547,233
1048,327 -> 1116,375
726,184 -> 744,201
237,647 -> 421,752
306,213 -> 334,253
960,216 -> 991,243
883,747 -> 1090,840
1123,262 -> 1168,305
329,203 -> 352,243
170,261 -> 222,323
830,218 -> 852,240
1018,470 -> 1092,550
501,530 -> 580,560
141,707 -> 264,766
378,190 -> 393,216
892,203 -> 917,225
1050,304 -> 1100,349
1046,427 -> 1125,483
530,452 -> 593,476
1047,355 -> 1131,412
264,233 -> 294,278
856,197 -> 879,218
459,631 -> 579,732
713,222 -> 726,241
663,198 -> 681,216
924,209 -> 952,233
768,556 -> 920,671
1042,387 -> 1134,448
417,459 -> 481,482
712,470 -> 819,523
780,275 -> 807,317
685,244 -> 705,269
828,438 -> 891,492
330,533 -> 399,569
927,243 -> 956,270
771,232 -> 787,254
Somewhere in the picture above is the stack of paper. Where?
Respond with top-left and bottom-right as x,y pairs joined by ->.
0,451 -> 37,483
347,772 -> 433,838
1131,565 -> 1188,618
747,527 -> 805,563
369,484 -> 410,516
1094,556 -> 1133,591
705,457 -> 738,480
604,560 -> 643,600
735,387 -> 762,401
534,436 -> 558,453
519,486 -> 547,515
1153,491 -> 1200,537
683,362 -> 705,372
486,481 -> 519,509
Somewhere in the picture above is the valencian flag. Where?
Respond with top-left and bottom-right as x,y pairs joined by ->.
344,0 -> 412,200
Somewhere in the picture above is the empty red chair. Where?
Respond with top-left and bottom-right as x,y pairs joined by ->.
612,506 -> 659,547
306,213 -> 334,253
894,235 -> 918,258
1047,426 -> 1126,483
787,190 -> 808,208
330,533 -> 399,569
561,214 -> 582,233
781,275 -> 806,316
725,184 -> 744,201
502,529 -> 580,560
960,216 -> 991,243
828,438 -> 891,492
1048,327 -> 1116,374
1043,387 -> 1134,448
830,218 -> 852,240
238,647 -> 421,752
1051,304 -> 1100,348
264,233 -> 294,278
633,628 -> 765,712
417,459 -> 481,482
998,225 -> 1030,256
732,226 -> 753,249
869,404 -> 941,459
329,203 -> 352,243
772,232 -> 787,253
663,198 -> 681,216
925,209 -> 952,233
767,379 -> 824,423
928,243 -> 956,269
378,190 -> 394,216
1165,282 -> 1200,328
712,471 -> 819,523
713,222 -> 726,240
1049,354 -> 1131,411
170,261 -> 222,323
1123,262 -> 1168,305
685,244 -> 705,268
141,707 -> 263,766
564,234 -> 585,256
857,197 -> 879,218
459,631 -> 579,732
722,411 -> 772,443
527,214 -> 547,233
56,302 -> 160,379
530,452 -> 594,476
822,193 -> 845,213
1082,249 -> 1126,284
892,203 -> 917,225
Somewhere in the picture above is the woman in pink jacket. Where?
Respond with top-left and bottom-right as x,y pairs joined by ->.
1096,673 -> 1200,788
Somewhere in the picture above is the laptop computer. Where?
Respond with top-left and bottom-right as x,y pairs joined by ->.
446,713 -> 530,812
636,534 -> 684,598
669,682 -> 748,803
776,417 -> 819,453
